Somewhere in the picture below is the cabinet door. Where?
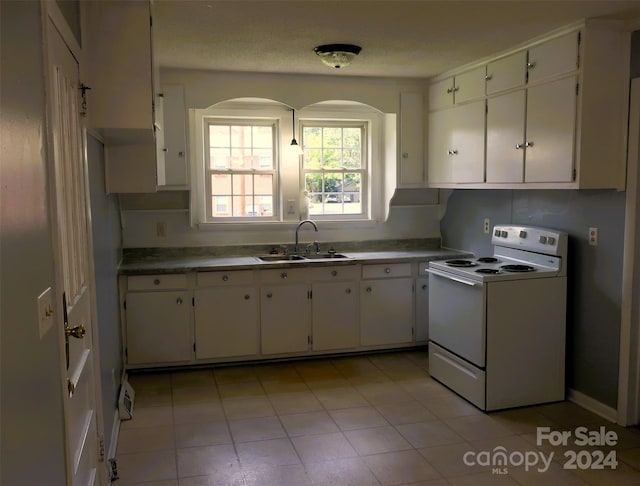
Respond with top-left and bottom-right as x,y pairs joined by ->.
360,278 -> 413,346
527,32 -> 579,84
524,76 -> 577,183
486,51 -> 527,95
449,101 -> 486,183
194,287 -> 258,359
428,77 -> 454,111
261,285 -> 310,355
312,281 -> 358,351
454,66 -> 486,104
399,92 -> 425,186
414,277 -> 429,342
427,108 -> 454,183
160,84 -> 188,186
126,291 -> 191,364
486,90 -> 526,183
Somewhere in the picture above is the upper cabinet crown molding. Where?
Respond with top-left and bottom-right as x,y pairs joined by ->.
427,20 -> 630,190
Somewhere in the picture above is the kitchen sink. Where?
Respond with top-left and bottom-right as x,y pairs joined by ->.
303,253 -> 350,260
257,255 -> 307,262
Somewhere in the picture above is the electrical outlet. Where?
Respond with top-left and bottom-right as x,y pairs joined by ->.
483,218 -> 490,234
156,222 -> 166,238
589,227 -> 598,246
287,199 -> 296,215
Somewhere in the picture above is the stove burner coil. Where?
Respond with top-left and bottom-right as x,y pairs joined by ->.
477,257 -> 499,263
476,268 -> 501,274
500,264 -> 535,272
445,259 -> 477,267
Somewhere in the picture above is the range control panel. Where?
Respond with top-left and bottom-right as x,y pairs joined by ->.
491,225 -> 568,256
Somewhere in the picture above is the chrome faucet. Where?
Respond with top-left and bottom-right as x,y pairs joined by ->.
295,219 -> 318,255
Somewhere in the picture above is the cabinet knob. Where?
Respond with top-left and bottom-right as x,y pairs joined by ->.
527,61 -> 536,69
402,153 -> 409,159
158,92 -> 164,98
331,270 -> 338,277
281,272 -> 288,279
346,288 -> 351,294
485,74 -> 493,81
422,284 -> 428,290
516,143 -> 525,150
446,87 -> 454,94
452,86 -> 460,92
153,278 -> 160,285
385,267 -> 391,274
222,275 -> 229,281
366,287 -> 372,293
178,151 -> 184,157
266,292 -> 273,299
525,141 -> 534,148
244,294 -> 250,300
176,297 -> 183,305
447,149 -> 458,155
162,148 -> 168,152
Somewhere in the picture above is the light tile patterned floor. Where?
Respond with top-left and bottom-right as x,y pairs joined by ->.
115,350 -> 640,485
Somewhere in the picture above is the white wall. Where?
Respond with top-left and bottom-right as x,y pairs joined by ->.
0,1 -> 67,483
121,69 -> 441,248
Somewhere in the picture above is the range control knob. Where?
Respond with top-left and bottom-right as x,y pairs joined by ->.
539,235 -> 548,244
494,229 -> 501,237
519,230 -> 527,238
547,236 -> 556,245
500,231 -> 508,238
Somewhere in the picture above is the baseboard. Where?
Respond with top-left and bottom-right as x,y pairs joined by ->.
105,408 -> 121,484
568,388 -> 618,423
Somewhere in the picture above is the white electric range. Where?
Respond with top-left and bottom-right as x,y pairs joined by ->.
427,225 -> 568,411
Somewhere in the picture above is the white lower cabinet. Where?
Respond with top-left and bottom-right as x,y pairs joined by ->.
125,289 -> 192,365
414,277 -> 429,342
260,268 -> 310,355
311,266 -> 359,351
360,264 -> 414,346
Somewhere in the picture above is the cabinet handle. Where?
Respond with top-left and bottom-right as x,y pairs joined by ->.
176,297 -> 183,305
158,92 -> 164,98
244,294 -> 250,300
525,141 -> 534,148
448,149 -> 458,155
384,267 -> 391,274
366,287 -> 372,293
402,152 -> 409,159
446,87 -> 454,94
162,148 -> 168,152
331,270 -> 338,277
516,143 -> 526,150
178,151 -> 184,157
346,288 -> 351,294
281,272 -> 288,279
153,278 -> 160,285
452,86 -> 460,92
485,74 -> 493,81
222,274 -> 229,281
266,292 -> 273,299
422,284 -> 428,290
527,61 -> 536,69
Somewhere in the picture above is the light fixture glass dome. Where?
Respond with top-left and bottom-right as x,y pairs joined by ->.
314,44 -> 362,69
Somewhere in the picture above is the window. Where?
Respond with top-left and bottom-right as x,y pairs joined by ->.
301,122 -> 366,218
205,121 -> 277,220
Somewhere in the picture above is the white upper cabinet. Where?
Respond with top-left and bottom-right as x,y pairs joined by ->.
160,84 -> 189,187
398,92 -> 425,186
428,21 -> 629,190
486,51 -> 527,95
527,31 -> 579,84
428,65 -> 486,111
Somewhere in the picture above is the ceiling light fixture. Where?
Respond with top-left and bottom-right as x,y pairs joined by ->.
314,44 -> 362,69
290,109 -> 303,155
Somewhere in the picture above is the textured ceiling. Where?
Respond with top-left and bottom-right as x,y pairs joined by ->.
154,0 -> 640,79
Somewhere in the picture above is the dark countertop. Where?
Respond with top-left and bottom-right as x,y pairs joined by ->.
118,248 -> 471,275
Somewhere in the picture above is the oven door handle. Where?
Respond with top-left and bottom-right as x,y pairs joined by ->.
426,268 -> 479,286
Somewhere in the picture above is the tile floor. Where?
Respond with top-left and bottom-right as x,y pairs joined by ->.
115,349 -> 640,485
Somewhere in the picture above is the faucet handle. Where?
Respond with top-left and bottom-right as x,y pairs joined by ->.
305,241 -> 321,255
328,247 -> 336,256
280,245 -> 289,256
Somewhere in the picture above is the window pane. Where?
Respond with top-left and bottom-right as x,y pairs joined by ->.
303,127 -> 322,147
343,149 -> 361,169
322,149 -> 341,169
211,174 -> 231,194
305,173 -> 323,193
232,174 -> 253,195
230,125 -> 251,147
343,127 -> 361,148
210,148 -> 230,169
304,149 -> 322,169
209,125 -> 230,146
253,126 -> 273,148
256,195 -> 273,217
232,195 -> 254,216
254,174 -> 273,196
213,196 -> 230,217
254,149 -> 273,169
323,127 -> 341,148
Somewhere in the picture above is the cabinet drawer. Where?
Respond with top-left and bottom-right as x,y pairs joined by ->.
197,270 -> 254,287
261,267 -> 308,284
310,265 -> 359,281
362,263 -> 411,279
128,274 -> 187,290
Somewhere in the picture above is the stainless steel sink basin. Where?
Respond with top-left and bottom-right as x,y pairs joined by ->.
303,253 -> 350,260
257,255 -> 306,262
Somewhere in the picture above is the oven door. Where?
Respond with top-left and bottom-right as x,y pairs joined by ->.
428,268 -> 486,367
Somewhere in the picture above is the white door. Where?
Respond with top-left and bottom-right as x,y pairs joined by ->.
46,17 -> 102,486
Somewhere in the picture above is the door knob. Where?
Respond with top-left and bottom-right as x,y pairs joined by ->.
65,324 -> 86,339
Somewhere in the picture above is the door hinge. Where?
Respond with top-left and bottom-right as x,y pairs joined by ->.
193,343 -> 196,352
576,83 -> 580,96
577,31 -> 581,68
573,168 -> 577,181
108,458 -> 119,482
192,297 -> 195,306
98,435 -> 105,462
308,290 -> 312,299
123,300 -> 126,310
308,335 -> 313,346
79,83 -> 91,117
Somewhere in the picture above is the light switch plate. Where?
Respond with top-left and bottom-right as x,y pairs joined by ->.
37,287 -> 54,338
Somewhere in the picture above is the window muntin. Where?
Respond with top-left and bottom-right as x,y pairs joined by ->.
205,121 -> 277,220
301,122 -> 366,218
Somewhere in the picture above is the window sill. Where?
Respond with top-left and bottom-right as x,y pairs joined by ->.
196,219 -> 378,232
